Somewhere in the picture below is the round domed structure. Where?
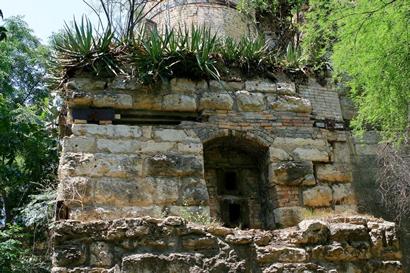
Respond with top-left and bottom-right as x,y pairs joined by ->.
145,0 -> 257,40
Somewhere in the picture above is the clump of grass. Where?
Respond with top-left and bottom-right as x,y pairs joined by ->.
179,202 -> 221,226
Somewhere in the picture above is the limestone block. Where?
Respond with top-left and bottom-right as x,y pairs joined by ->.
109,125 -> 143,138
209,80 -> 244,91
170,78 -> 207,93
90,242 -> 113,267
332,184 -> 356,204
143,154 -> 203,177
302,174 -> 317,186
72,124 -> 108,136
98,125 -> 141,139
94,178 -> 154,207
144,177 -> 180,205
69,77 -> 106,90
93,92 -> 133,109
303,185 -> 333,207
63,136 -> 96,153
245,80 -> 277,92
110,77 -> 139,90
71,124 -> 142,138
253,231 -> 272,246
182,235 -> 218,249
96,139 -> 136,153
236,91 -> 265,111
69,205 -> 163,221
293,147 -> 329,162
67,91 -> 93,106
269,147 -> 292,162
154,129 -> 199,142
270,95 -> 312,113
206,225 -> 233,237
57,176 -> 94,204
133,94 -> 162,110
139,141 -> 176,153
273,206 -> 303,227
271,161 -> 313,186
273,137 -> 328,150
316,164 -> 353,183
368,221 -> 401,259
60,153 -> 140,178
263,263 -> 327,273
180,177 -> 209,205
364,261 -> 404,273
122,253 -> 198,273
257,246 -> 308,264
53,244 -> 87,267
199,92 -> 234,110
177,143 -> 203,154
225,233 -> 253,245
295,220 -> 330,244
277,82 -> 296,94
162,94 -> 197,112
312,242 -> 371,262
332,142 -> 352,163
329,223 -> 369,242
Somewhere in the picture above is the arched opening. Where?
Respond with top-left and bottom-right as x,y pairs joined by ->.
204,136 -> 273,229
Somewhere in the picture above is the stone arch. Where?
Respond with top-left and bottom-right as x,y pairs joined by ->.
202,131 -> 275,229
195,128 -> 274,148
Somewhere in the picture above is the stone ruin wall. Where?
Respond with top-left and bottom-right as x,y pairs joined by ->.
53,1 -> 407,271
53,74 -> 405,272
52,215 -> 403,273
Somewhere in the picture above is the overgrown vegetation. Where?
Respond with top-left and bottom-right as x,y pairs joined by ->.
0,17 -> 58,272
302,0 -> 410,141
377,142 -> 410,225
51,19 -> 290,85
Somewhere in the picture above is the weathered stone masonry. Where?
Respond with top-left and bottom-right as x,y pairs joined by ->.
52,75 -> 406,272
52,215 -> 403,273
58,77 -> 356,228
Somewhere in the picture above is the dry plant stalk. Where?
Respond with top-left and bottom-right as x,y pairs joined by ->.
377,140 -> 410,225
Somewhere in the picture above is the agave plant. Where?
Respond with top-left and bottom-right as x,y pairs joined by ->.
133,26 -> 221,83
53,17 -> 122,77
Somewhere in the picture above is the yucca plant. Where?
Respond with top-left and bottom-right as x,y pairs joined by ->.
53,17 -> 122,77
236,36 -> 271,74
220,37 -> 240,65
280,43 -> 303,69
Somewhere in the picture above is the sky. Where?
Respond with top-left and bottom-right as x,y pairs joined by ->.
1,0 -> 98,43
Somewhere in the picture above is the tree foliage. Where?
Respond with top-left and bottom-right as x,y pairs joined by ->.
0,17 -> 58,223
0,9 -> 7,41
0,16 -> 57,273
302,0 -> 410,141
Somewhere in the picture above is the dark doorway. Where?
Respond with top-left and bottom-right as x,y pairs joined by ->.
204,136 -> 272,229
